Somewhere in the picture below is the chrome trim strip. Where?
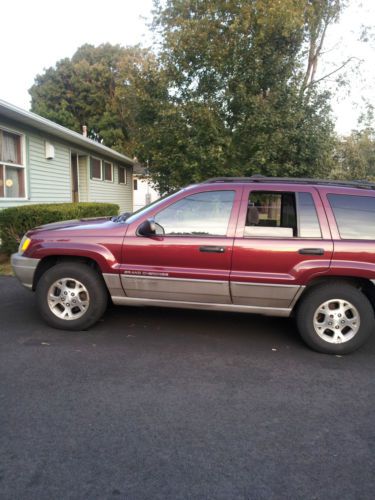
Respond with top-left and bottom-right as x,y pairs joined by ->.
122,274 -> 227,284
102,273 -> 125,297
111,296 -> 291,317
11,253 -> 40,290
231,281 -> 299,288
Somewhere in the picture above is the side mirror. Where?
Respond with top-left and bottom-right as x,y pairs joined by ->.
138,218 -> 157,236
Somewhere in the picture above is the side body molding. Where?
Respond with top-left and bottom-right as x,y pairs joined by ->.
103,272 -> 305,317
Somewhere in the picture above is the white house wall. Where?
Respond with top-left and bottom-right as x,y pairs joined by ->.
133,177 -> 159,211
78,156 -> 89,202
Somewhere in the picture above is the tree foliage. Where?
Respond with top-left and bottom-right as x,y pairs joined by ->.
30,44 -> 164,155
29,2 -> 347,193
147,0 -> 342,190
332,129 -> 375,181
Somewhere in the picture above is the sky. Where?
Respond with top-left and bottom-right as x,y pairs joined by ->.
1,0 -> 374,135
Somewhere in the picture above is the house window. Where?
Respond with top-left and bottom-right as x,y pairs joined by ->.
103,161 -> 113,182
133,179 -> 138,190
90,157 -> 102,180
118,166 -> 127,184
0,128 -> 26,199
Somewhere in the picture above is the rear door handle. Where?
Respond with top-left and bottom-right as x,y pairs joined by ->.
298,248 -> 325,255
199,246 -> 226,253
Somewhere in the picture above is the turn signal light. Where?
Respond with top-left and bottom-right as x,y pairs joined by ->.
19,236 -> 31,254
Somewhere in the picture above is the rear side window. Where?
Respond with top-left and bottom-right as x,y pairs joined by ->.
328,194 -> 375,240
245,191 -> 321,238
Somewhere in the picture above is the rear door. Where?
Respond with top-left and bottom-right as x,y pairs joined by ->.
121,186 -> 242,304
320,188 -> 375,281
230,185 -> 333,310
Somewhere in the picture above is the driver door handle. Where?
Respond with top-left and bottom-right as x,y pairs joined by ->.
298,248 -> 325,255
199,246 -> 226,253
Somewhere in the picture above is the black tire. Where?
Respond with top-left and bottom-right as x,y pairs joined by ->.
36,262 -> 108,331
296,282 -> 374,354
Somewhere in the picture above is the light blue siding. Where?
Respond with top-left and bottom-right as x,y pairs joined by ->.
0,119 -> 71,209
0,118 -> 133,212
88,164 -> 133,213
27,134 -> 71,202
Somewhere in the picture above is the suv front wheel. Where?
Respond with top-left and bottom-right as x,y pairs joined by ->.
36,262 -> 108,331
296,282 -> 374,354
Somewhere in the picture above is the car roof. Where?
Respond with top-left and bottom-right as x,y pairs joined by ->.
201,176 -> 375,192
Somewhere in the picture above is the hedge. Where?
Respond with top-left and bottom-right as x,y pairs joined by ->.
0,202 -> 119,255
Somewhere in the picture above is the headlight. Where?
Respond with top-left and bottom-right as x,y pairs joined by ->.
18,235 -> 31,254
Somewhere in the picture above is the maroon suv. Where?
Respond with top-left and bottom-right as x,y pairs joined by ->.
11,176 -> 375,354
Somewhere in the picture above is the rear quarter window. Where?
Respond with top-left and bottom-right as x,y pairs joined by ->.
328,194 -> 375,240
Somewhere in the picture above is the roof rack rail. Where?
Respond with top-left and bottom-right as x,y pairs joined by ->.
202,176 -> 375,190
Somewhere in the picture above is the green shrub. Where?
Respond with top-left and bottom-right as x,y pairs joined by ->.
0,202 -> 119,255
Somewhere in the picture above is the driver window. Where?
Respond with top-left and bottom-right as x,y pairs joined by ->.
154,190 -> 235,236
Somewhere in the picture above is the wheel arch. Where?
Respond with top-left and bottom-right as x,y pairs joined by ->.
292,276 -> 375,314
32,255 -> 102,291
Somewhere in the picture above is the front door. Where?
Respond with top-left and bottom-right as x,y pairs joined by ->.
121,187 -> 242,304
230,186 -> 333,310
71,153 -> 79,203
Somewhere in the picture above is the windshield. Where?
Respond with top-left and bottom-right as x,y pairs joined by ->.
124,189 -> 181,224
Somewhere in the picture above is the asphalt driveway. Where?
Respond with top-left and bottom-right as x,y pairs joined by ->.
1,276 -> 375,500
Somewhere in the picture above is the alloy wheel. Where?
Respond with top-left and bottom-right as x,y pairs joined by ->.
47,277 -> 90,320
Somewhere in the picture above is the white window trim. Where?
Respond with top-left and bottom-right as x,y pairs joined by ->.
118,165 -> 127,185
90,156 -> 103,181
70,149 -> 81,203
103,161 -> 114,183
0,125 -> 27,201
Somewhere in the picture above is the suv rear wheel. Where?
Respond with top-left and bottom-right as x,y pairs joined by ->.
296,283 -> 374,354
36,262 -> 108,330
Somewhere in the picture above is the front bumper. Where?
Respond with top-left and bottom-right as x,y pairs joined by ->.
11,253 -> 40,289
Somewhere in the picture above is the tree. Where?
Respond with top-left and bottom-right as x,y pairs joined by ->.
302,0 -> 343,91
29,44 -> 164,156
144,0 -> 343,190
29,2 -> 348,193
332,129 -> 375,181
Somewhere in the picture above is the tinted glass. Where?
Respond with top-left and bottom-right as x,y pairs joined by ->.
155,190 -> 235,236
297,192 -> 321,238
328,194 -> 375,240
245,191 -> 296,238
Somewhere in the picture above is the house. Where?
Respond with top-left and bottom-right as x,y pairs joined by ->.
133,163 -> 159,211
0,99 -> 135,213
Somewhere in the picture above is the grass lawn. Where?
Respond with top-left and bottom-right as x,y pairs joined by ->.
0,254 -> 12,276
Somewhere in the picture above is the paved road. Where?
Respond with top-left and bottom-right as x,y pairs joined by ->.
1,276 -> 375,500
